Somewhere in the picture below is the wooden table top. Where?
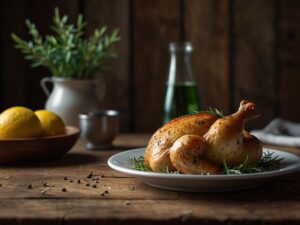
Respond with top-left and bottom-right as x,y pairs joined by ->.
0,134 -> 299,225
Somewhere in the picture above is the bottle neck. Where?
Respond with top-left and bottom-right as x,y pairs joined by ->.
167,43 -> 195,85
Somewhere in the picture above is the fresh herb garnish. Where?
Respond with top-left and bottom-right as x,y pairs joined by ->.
222,151 -> 283,175
131,156 -> 150,171
200,106 -> 224,118
131,151 -> 283,175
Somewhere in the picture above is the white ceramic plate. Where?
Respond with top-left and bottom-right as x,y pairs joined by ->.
108,148 -> 300,192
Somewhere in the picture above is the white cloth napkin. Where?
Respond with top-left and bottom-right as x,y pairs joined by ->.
251,118 -> 300,147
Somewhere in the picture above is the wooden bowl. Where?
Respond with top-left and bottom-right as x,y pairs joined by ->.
0,126 -> 80,164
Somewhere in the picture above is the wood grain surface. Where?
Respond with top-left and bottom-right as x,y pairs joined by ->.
1,1 -> 300,132
133,0 -> 181,132
84,0 -> 131,131
0,134 -> 298,225
279,0 -> 300,123
1,0 -> 27,107
185,0 -> 231,114
233,0 -> 277,129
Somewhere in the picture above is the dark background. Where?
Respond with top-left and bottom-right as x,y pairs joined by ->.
1,0 -> 300,132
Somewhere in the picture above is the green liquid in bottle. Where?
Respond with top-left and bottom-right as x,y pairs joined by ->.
162,82 -> 200,124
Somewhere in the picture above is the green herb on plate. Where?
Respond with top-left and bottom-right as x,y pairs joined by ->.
200,107 -> 224,118
131,156 -> 150,171
223,151 -> 283,175
131,151 -> 283,175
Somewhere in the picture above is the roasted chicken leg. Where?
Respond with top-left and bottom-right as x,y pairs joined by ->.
144,100 -> 262,174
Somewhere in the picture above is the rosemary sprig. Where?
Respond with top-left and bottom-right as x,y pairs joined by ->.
256,151 -> 283,170
131,156 -> 150,171
131,151 -> 283,175
131,156 -> 178,173
222,151 -> 283,175
200,106 -> 224,118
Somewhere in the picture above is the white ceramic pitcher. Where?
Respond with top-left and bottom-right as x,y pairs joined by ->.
41,77 -> 105,127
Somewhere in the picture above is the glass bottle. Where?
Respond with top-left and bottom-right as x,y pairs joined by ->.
162,42 -> 200,124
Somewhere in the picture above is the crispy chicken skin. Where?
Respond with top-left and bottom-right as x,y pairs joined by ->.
144,113 -> 218,172
144,100 -> 262,174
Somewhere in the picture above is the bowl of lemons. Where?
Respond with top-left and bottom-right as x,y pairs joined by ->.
0,106 -> 80,163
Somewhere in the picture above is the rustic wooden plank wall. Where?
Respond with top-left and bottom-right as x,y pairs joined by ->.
233,0 -> 277,129
1,0 -> 300,132
185,0 -> 231,114
279,0 -> 300,122
84,0 -> 131,131
133,0 -> 181,132
1,0 -> 27,107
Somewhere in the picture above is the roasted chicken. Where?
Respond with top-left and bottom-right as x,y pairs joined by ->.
144,100 -> 262,174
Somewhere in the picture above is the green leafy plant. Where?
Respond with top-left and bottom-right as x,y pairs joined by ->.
11,8 -> 121,79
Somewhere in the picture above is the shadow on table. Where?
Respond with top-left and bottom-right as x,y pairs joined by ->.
0,152 -> 100,169
179,177 -> 300,201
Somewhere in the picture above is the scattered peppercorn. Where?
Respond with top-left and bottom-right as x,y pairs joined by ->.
69,180 -> 73,183
77,179 -> 81,184
100,192 -> 105,196
104,190 -> 109,194
61,187 -> 67,192
92,184 -> 97,188
86,183 -> 90,187
87,172 -> 93,179
43,183 -> 47,187
27,184 -> 32,189
64,177 -> 68,180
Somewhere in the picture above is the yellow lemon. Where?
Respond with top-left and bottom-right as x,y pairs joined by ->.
35,110 -> 66,137
0,106 -> 43,139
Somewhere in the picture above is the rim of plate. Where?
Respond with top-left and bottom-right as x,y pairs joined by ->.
108,148 -> 300,180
